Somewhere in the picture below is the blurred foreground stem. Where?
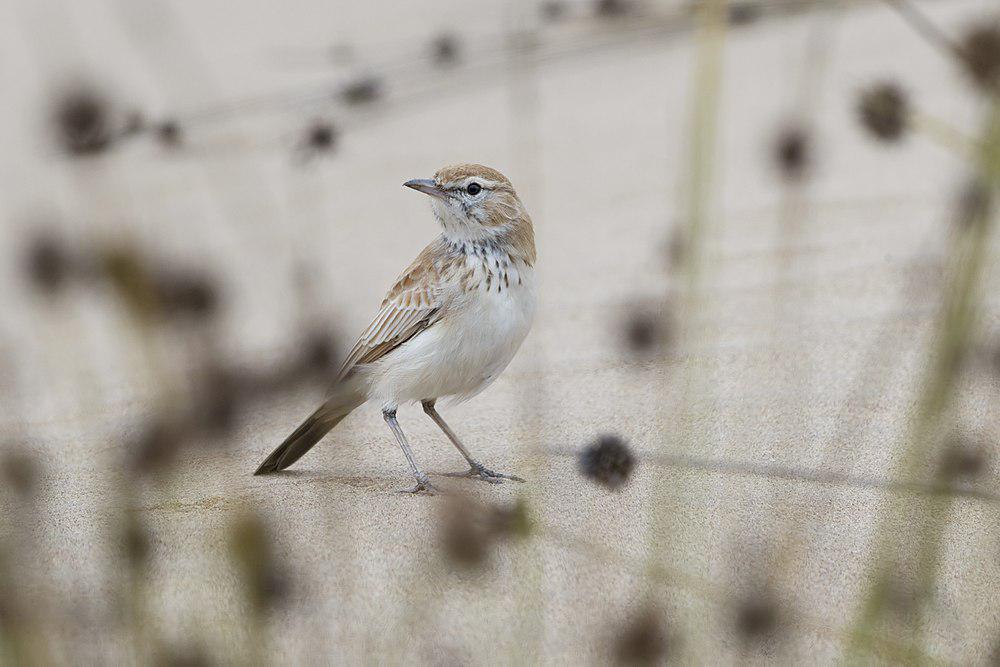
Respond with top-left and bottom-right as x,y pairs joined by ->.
647,1 -> 727,658
846,97 -> 1000,663
648,0 -> 726,597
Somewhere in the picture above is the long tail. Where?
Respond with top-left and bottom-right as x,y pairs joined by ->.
253,393 -> 362,475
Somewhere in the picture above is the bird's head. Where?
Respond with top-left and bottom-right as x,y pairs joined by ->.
404,164 -> 534,254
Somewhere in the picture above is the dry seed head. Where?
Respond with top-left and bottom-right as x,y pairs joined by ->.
614,607 -> 670,665
24,232 -> 73,296
623,304 -> 672,356
728,2 -> 762,27
773,124 -> 811,181
938,436 -> 988,480
52,85 -> 114,156
196,365 -> 244,437
129,419 -> 183,476
959,21 -> 1000,92
432,34 -> 461,66
541,1 -> 568,21
858,82 -> 909,142
579,435 -> 636,490
341,76 -> 383,105
229,512 -> 289,612
1,450 -> 40,499
441,498 -> 492,569
734,593 -> 780,642
156,120 -> 182,147
596,0 -> 632,18
123,514 -> 151,569
154,269 -> 220,322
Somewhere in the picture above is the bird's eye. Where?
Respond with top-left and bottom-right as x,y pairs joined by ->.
466,182 -> 482,195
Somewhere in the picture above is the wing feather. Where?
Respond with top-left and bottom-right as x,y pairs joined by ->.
335,241 -> 451,380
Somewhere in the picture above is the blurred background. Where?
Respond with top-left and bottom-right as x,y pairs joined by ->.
2,0 -> 1000,663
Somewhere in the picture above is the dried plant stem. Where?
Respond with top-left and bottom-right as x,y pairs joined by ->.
767,0 -> 838,546
647,1 -> 727,659
647,3 -> 725,558
167,1 -> 838,134
846,98 -> 1000,662
881,0 -> 961,60
911,110 -> 978,160
506,5 -> 547,661
548,447 -> 1000,503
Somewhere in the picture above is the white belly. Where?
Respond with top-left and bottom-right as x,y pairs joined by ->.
365,268 -> 536,409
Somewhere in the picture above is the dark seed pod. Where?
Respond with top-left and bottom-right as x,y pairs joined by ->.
614,607 -> 670,665
728,2 -> 762,26
306,120 -> 336,151
579,435 -> 636,490
123,514 -> 151,569
129,419 -> 182,476
541,1 -> 568,21
154,270 -> 220,322
431,34 -> 461,66
341,77 -> 383,105
441,501 -> 492,569
938,437 -> 987,480
773,124 -> 811,181
734,596 -> 779,641
52,86 -> 114,156
857,82 -> 909,143
596,0 -> 632,18
959,22 -> 1000,92
300,328 -> 336,375
156,120 -> 182,147
229,512 -> 289,613
24,232 -> 73,295
1,450 -> 40,499
197,365 -> 244,437
623,307 -> 671,356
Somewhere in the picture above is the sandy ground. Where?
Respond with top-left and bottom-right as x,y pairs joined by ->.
2,0 -> 1000,663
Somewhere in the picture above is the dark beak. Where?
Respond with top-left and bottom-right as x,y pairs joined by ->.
403,178 -> 448,201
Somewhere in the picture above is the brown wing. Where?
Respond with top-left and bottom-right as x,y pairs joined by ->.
335,241 -> 450,381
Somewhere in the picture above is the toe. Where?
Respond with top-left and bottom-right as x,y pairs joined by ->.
397,480 -> 442,495
481,468 -> 526,483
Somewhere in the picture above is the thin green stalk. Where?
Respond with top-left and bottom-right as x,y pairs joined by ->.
649,1 -> 727,659
911,111 -> 978,160
506,4 -> 547,661
845,98 -> 1000,663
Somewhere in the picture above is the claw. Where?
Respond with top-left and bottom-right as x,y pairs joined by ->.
397,477 -> 442,495
444,464 -> 525,484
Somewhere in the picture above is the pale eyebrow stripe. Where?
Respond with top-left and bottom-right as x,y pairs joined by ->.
444,178 -> 502,189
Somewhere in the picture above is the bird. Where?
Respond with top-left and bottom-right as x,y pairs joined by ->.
254,164 -> 537,494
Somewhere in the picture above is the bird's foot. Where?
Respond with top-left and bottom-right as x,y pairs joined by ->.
397,475 -> 442,496
444,463 -> 525,484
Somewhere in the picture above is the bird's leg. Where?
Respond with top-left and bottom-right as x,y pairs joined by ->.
383,408 -> 440,495
421,400 -> 525,483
